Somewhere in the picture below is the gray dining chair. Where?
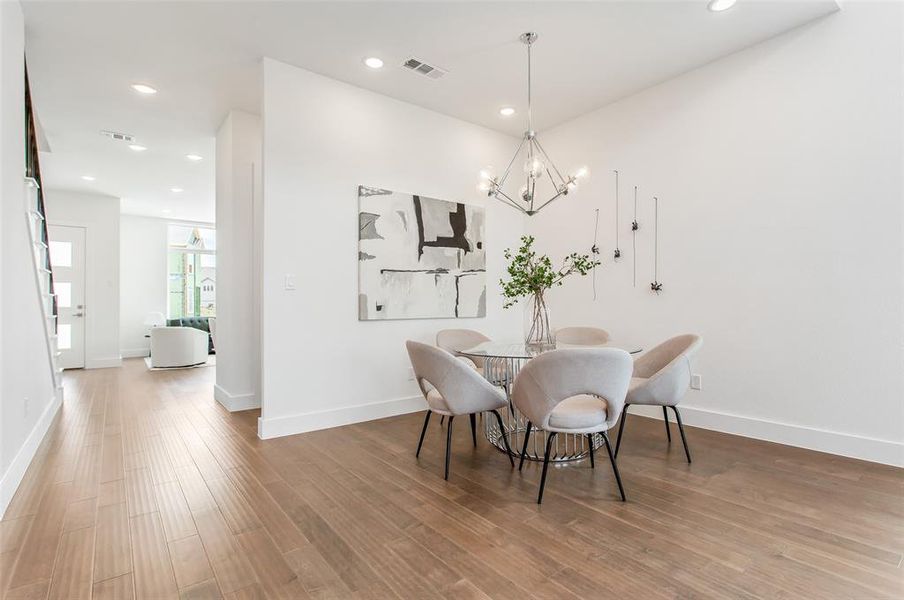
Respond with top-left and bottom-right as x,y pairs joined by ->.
406,341 -> 514,480
615,334 -> 702,463
555,326 -> 611,345
511,348 -> 633,504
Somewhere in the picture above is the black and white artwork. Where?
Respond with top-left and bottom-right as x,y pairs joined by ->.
358,185 -> 486,320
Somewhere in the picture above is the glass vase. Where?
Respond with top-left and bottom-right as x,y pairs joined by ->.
523,293 -> 555,349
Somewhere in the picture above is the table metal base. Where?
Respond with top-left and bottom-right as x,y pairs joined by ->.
481,356 -> 604,463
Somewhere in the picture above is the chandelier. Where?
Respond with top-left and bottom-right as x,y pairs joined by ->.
479,32 -> 589,216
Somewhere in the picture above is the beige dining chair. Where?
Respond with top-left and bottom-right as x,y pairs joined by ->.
406,341 -> 515,480
615,334 -> 702,463
511,348 -> 633,503
436,329 -> 490,371
555,326 -> 611,345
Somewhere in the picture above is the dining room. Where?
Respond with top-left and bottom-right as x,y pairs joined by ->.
2,0 -> 901,597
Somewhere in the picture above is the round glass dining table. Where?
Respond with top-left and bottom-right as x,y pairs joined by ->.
459,340 -> 643,463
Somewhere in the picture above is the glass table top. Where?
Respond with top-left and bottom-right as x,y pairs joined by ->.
460,340 -> 644,360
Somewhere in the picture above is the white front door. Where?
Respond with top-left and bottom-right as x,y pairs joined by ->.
48,225 -> 86,369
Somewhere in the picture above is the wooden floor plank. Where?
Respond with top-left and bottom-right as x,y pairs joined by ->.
47,526 -> 94,600
129,511 -> 179,599
93,502 -> 131,583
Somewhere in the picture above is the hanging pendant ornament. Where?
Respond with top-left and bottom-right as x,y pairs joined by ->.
613,170 -> 621,260
591,208 -> 601,300
632,185 -> 639,288
651,195 -> 663,293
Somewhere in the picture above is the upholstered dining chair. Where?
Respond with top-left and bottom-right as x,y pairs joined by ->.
436,329 -> 491,371
555,326 -> 611,346
615,334 -> 702,463
512,348 -> 633,504
406,341 -> 515,480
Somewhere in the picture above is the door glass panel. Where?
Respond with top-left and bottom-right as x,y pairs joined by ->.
58,324 -> 72,350
55,282 -> 72,308
49,241 -> 72,267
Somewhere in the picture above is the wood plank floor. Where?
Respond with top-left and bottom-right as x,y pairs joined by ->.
1,359 -> 902,599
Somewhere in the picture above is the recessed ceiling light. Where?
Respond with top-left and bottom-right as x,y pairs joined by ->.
162,208 -> 172,214
185,154 -> 203,161
81,175 -> 96,181
131,83 -> 157,95
363,57 -> 384,69
499,106 -> 516,117
128,144 -> 147,152
170,187 -> 183,193
708,0 -> 737,12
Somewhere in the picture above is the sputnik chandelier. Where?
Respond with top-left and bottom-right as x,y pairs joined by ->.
478,32 -> 589,216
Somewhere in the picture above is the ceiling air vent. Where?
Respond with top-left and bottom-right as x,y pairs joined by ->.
100,130 -> 136,143
402,57 -> 447,80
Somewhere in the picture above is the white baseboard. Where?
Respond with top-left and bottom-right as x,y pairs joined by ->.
0,391 -> 63,518
628,404 -> 904,468
214,384 -> 259,412
121,348 -> 149,359
85,356 -> 122,369
258,395 -> 427,440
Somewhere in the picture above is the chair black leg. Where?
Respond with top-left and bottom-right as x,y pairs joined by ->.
537,432 -> 558,504
416,411 -> 431,458
671,406 -> 692,463
587,434 -> 595,468
518,421 -> 533,471
444,416 -> 455,480
469,413 -> 478,447
601,431 -> 626,501
490,410 -> 515,467
615,404 -> 629,458
440,415 -> 445,425
663,406 -> 671,443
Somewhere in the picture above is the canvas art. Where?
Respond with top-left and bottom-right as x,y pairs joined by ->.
358,185 -> 486,320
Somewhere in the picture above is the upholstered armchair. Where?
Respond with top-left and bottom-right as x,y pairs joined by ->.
406,341 -> 514,480
511,348 -> 633,503
150,327 -> 209,368
615,334 -> 703,463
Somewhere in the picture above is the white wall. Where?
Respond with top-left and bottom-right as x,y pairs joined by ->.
45,190 -> 121,369
529,5 -> 903,465
1,0 -> 60,517
260,58 -> 524,438
120,215 -> 167,357
215,110 -> 261,411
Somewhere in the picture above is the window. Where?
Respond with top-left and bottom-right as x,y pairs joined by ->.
167,224 -> 216,319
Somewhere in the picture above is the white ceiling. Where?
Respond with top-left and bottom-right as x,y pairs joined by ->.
22,0 -> 839,223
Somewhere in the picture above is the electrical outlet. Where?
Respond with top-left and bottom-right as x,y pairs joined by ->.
284,274 -> 296,290
691,374 -> 702,390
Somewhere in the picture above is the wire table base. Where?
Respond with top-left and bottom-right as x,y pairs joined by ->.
481,355 -> 602,463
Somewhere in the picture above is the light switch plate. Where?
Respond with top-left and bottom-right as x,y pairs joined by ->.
691,374 -> 702,390
284,275 -> 296,291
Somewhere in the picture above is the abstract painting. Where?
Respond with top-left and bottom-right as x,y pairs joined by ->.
358,185 -> 486,320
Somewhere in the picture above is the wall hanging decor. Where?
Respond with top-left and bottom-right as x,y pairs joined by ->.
591,208 -> 601,300
650,195 -> 663,293
613,170 -> 621,260
358,185 -> 486,320
478,32 -> 589,215
632,185 -> 639,287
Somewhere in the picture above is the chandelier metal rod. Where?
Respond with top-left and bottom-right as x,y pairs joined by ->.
496,136 -> 527,190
